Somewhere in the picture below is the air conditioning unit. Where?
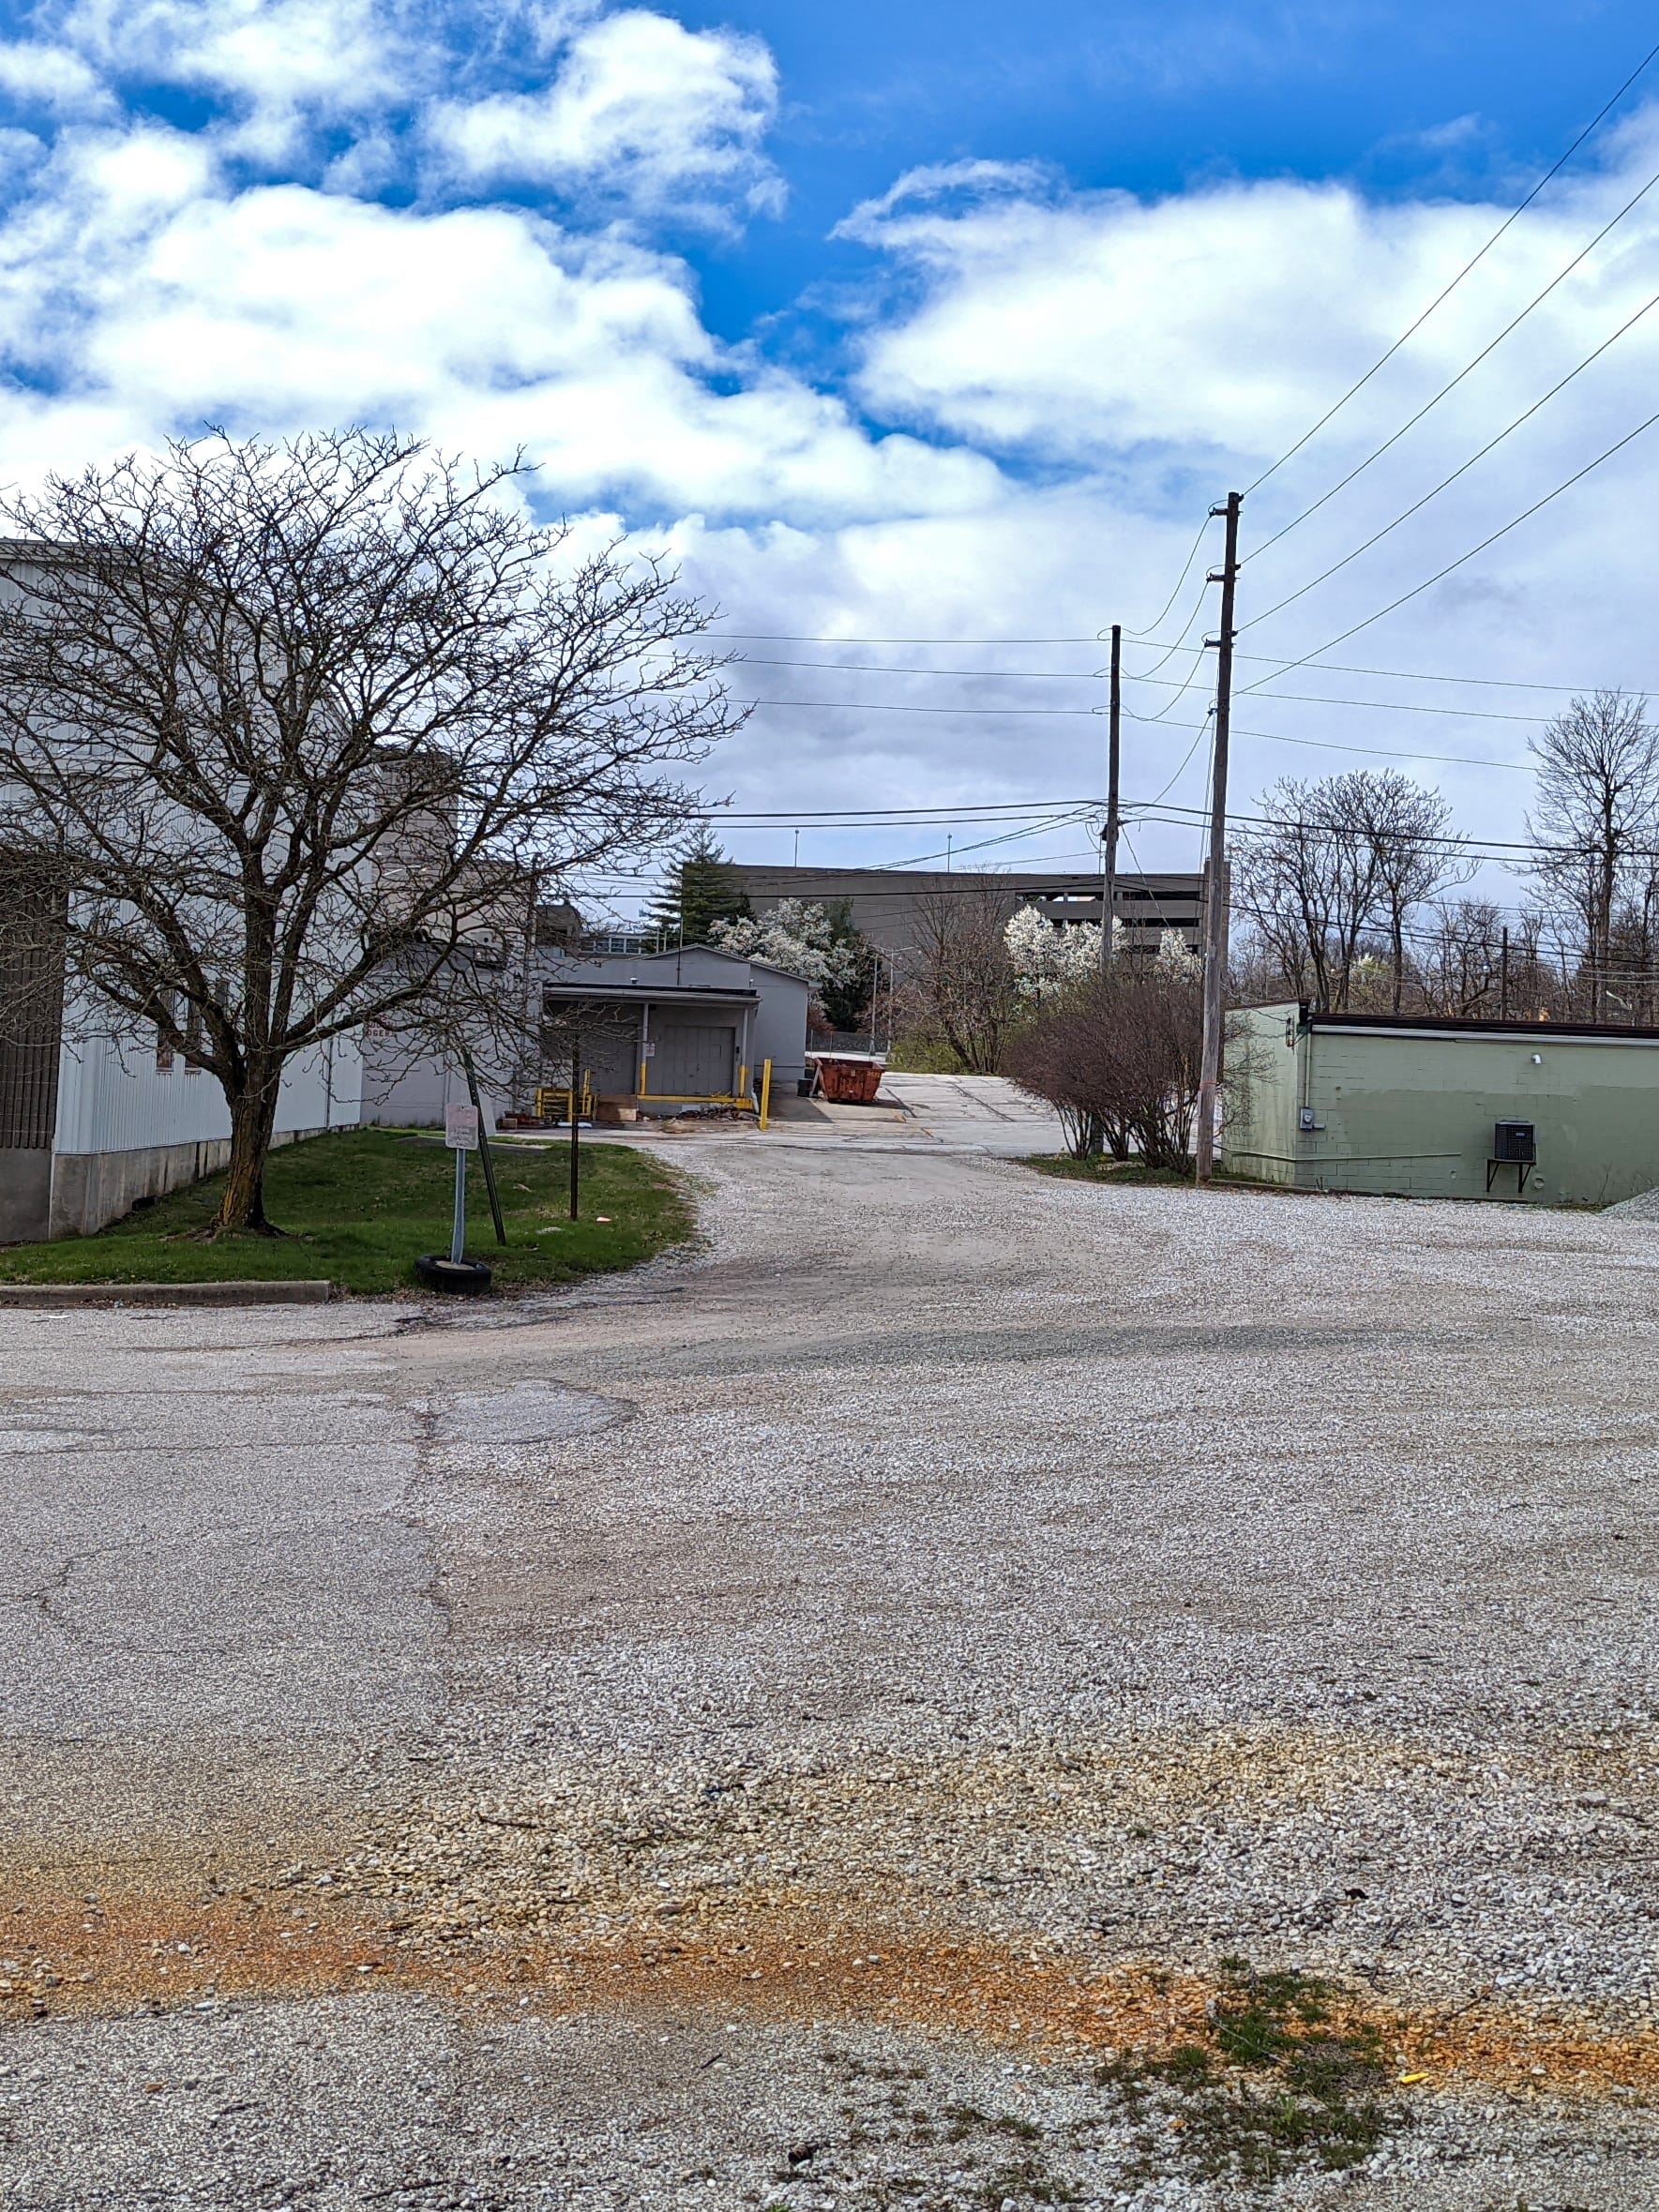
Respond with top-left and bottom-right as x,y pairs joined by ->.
1493,1119 -> 1535,1164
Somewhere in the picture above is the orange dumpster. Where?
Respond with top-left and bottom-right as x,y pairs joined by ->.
812,1054 -> 883,1105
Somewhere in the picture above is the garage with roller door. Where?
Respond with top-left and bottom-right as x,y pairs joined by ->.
537,941 -> 809,1116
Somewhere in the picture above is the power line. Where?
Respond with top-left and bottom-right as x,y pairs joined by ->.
1244,33 -> 1659,494
890,810 -> 1095,870
1239,401 -> 1659,697
1246,160 -> 1659,564
1143,706 -> 1215,807
1121,579 -> 1215,682
1122,705 -> 1528,772
702,798 -> 1095,822
727,643 -> 1650,712
719,633 -> 1656,698
1134,672 -> 1547,723
1129,794 -> 1636,864
1249,291 -> 1659,630
1107,639 -> 1658,692
709,630 -> 1107,644
737,696 -> 1102,718
1124,511 -> 1215,638
724,655 -> 1098,680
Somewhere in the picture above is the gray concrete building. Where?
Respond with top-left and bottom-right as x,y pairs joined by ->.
724,865 -> 1203,970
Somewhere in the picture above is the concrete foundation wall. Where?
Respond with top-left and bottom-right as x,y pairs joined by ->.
46,1123 -> 331,1239
0,1149 -> 53,1242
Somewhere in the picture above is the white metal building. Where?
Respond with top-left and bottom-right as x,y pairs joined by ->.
1,991 -> 360,1243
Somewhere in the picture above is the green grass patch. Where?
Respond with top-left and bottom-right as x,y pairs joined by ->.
0,1125 -> 694,1297
1095,1959 -> 1403,2187
880,1032 -> 978,1075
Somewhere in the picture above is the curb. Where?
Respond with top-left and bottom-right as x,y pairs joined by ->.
0,1279 -> 337,1309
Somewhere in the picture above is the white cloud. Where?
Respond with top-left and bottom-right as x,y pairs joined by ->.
429,8 -> 781,223
836,158 -> 1057,242
0,121 -> 980,530
0,38 -> 111,115
63,0 -> 401,108
3,23 -> 1659,882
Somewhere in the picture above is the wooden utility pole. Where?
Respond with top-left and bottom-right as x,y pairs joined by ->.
1101,622 -> 1122,969
1500,925 -> 1511,1020
1195,492 -> 1242,1185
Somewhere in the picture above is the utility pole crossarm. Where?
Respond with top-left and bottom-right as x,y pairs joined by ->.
1195,492 -> 1242,1186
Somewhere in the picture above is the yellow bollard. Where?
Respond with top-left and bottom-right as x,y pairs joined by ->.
759,1058 -> 773,1130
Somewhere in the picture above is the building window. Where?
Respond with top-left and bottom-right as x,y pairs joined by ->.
155,990 -> 177,1072
184,998 -> 206,1073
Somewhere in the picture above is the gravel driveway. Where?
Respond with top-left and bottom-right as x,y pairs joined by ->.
4,1111 -> 1659,2208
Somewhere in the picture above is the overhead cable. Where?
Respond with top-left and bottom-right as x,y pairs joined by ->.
1244,33 -> 1659,494
1123,511 -> 1215,638
1246,161 -> 1659,562
1239,402 -> 1659,697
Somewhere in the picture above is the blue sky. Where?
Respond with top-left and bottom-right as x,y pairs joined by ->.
1,0 -> 1658,909
686,1 -> 1654,354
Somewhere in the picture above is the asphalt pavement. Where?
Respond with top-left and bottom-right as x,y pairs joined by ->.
5,1090 -> 1659,2208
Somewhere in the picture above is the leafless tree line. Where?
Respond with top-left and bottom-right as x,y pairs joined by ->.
1232,694 -> 1659,1025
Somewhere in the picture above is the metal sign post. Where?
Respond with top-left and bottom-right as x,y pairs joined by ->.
445,1102 -> 480,1263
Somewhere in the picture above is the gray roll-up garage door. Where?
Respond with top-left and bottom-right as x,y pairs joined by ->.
654,1020 -> 737,1097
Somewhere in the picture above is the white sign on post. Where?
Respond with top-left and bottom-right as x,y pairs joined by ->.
445,1103 -> 481,1151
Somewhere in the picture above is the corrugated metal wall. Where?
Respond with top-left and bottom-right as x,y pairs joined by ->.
0,869 -> 66,1149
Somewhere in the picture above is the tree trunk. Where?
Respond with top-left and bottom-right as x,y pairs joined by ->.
1391,910 -> 1405,1012
214,1077 -> 283,1234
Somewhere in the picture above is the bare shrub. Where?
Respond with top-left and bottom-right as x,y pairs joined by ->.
1006,960 -> 1204,1171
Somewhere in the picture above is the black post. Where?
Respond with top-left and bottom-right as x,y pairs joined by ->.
568,1031 -> 581,1222
1500,925 -> 1510,1020
460,1049 -> 507,1245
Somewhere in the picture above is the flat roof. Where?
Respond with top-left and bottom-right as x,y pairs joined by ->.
542,983 -> 758,1007
1301,1007 -> 1659,1044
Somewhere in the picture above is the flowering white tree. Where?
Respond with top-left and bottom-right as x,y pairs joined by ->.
1149,926 -> 1201,979
1003,907 -> 1117,1001
709,897 -> 860,996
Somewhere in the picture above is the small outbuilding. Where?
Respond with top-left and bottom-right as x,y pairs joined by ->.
537,943 -> 809,1113
1225,1001 -> 1659,1208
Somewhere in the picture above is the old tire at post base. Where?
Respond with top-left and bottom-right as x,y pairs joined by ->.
415,1254 -> 494,1295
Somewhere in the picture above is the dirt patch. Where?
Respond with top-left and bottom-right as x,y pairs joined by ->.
6,1878 -> 1658,2107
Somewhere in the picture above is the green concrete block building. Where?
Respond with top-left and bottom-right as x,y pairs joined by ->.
1225,1002 -> 1659,1208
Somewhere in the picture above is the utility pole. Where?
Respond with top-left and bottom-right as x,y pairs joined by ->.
1500,925 -> 1511,1020
1195,491 -> 1242,1186
1101,622 -> 1122,970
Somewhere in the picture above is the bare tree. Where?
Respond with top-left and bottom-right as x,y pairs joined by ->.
1416,897 -> 1504,1016
0,430 -> 739,1232
903,884 -> 1019,1072
1233,770 -> 1470,1011
1349,772 -> 1471,1009
1526,690 -> 1659,1022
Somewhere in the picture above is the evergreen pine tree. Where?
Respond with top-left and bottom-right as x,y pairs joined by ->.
645,826 -> 751,946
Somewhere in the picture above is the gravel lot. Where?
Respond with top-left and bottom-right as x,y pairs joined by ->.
5,1085 -> 1659,2207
